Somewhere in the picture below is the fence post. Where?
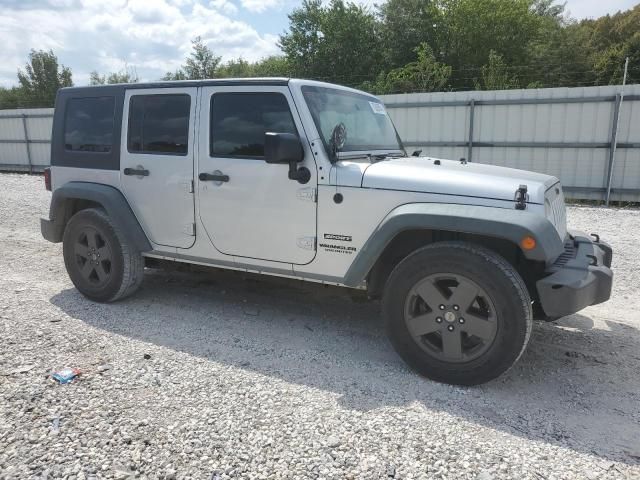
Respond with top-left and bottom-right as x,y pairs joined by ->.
21,114 -> 33,174
467,99 -> 475,162
605,94 -> 622,206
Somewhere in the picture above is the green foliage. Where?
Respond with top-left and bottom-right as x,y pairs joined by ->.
164,37 -> 222,80
89,67 -> 139,85
582,5 -> 640,85
15,49 -> 73,107
474,50 -> 519,90
364,43 -> 452,94
216,56 -> 291,78
0,87 -> 25,109
378,0 -> 445,70
279,0 -> 383,86
1,1 -> 639,105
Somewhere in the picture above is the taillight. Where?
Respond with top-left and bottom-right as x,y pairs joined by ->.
44,168 -> 52,191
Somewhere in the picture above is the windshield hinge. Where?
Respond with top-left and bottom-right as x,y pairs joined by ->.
297,187 -> 317,203
183,223 -> 196,236
297,236 -> 316,251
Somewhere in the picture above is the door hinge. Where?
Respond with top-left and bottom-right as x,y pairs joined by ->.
184,180 -> 194,193
183,223 -> 196,236
296,236 -> 316,251
297,187 -> 317,203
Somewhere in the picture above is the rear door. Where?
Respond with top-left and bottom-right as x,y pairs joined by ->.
120,88 -> 197,249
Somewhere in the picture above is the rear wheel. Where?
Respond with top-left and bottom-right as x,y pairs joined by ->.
63,208 -> 143,302
382,241 -> 532,385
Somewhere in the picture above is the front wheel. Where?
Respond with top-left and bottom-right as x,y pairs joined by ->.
382,242 -> 532,385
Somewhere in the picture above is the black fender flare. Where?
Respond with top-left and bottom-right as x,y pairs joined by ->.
342,203 -> 564,287
40,181 -> 152,252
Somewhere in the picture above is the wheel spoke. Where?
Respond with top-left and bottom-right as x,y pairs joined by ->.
97,246 -> 110,261
406,313 -> 441,336
94,262 -> 108,281
81,261 -> 94,279
462,312 -> 495,340
441,329 -> 463,360
75,243 -> 90,258
87,232 -> 98,250
414,280 -> 448,308
448,280 -> 478,310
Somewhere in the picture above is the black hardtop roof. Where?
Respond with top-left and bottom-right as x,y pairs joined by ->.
58,77 -> 290,95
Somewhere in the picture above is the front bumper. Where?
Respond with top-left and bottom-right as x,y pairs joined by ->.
536,231 -> 613,318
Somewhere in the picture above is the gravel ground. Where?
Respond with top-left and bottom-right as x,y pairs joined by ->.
1,172 -> 639,480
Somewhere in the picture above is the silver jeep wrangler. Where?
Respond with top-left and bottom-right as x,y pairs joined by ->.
41,78 -> 613,385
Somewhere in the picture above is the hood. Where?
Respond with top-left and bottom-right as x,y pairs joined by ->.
361,157 -> 559,204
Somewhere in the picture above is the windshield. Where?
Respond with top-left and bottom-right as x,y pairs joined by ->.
302,85 -> 403,154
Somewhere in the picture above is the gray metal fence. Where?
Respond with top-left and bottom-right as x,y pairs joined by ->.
380,84 -> 640,203
0,108 -> 54,173
1,84 -> 639,202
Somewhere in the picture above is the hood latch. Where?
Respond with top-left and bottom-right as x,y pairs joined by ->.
515,184 -> 528,210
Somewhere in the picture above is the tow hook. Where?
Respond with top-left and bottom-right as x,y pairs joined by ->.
590,233 -> 600,243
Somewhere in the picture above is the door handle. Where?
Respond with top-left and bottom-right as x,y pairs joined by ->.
124,167 -> 149,177
199,172 -> 229,182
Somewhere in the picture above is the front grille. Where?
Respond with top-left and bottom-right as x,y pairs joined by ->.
545,184 -> 567,240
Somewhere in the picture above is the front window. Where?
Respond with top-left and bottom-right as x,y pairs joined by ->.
210,92 -> 298,159
302,85 -> 403,154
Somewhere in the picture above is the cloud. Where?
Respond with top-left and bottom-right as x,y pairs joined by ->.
0,0 -> 281,87
240,0 -> 284,13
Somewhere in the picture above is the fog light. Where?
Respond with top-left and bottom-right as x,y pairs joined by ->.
520,236 -> 536,250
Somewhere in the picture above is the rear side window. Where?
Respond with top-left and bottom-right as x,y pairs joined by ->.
64,97 -> 115,153
128,94 -> 191,155
210,93 -> 297,158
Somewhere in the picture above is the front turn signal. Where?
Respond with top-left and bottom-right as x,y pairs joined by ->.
520,236 -> 537,251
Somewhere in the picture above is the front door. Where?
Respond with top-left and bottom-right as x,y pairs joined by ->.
198,86 -> 317,265
120,88 -> 197,249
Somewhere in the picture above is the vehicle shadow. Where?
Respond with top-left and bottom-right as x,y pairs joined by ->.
50,267 -> 640,466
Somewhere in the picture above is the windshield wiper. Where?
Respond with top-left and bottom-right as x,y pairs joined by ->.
370,152 -> 406,162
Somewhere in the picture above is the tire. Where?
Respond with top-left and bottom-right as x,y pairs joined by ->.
382,241 -> 532,386
62,208 -> 144,302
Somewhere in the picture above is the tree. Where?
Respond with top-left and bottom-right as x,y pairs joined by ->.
364,43 -> 452,94
279,0 -> 383,86
378,0 -> 445,70
164,37 -> 222,80
439,0 -> 548,89
16,49 -> 73,107
89,66 -> 139,85
252,56 -> 292,77
216,58 -> 255,78
474,50 -> 519,90
216,56 -> 292,78
581,5 -> 640,85
0,87 -> 25,109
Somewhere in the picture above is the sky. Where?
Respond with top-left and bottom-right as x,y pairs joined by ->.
0,0 -> 637,88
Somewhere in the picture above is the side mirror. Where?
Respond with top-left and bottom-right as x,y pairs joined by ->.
265,132 -> 303,164
264,132 -> 310,184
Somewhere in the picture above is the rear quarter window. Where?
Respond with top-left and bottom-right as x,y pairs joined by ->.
64,97 -> 115,153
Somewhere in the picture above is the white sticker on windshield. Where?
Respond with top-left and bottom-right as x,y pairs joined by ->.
369,101 -> 387,115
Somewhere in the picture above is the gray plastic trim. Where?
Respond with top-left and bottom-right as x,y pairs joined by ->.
43,182 -> 152,252
343,203 -> 564,287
